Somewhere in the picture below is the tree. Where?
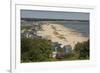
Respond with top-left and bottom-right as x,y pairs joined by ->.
21,37 -> 53,62
74,40 -> 90,60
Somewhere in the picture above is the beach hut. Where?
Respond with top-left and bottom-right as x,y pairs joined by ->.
63,45 -> 72,54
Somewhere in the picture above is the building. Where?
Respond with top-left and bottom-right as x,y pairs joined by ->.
63,45 -> 72,55
51,42 -> 72,58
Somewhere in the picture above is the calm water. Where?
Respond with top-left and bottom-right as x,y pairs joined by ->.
63,22 -> 89,37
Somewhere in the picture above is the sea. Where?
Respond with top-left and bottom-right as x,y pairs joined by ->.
63,21 -> 89,37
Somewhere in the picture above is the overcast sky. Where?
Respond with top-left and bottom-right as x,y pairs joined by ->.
21,10 -> 89,20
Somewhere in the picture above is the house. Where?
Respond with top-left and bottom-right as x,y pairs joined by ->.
51,42 -> 72,58
63,45 -> 72,55
52,42 -> 62,52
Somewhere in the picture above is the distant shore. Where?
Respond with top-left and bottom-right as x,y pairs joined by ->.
37,23 -> 89,49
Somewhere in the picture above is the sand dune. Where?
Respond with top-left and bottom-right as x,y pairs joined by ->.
37,23 -> 88,49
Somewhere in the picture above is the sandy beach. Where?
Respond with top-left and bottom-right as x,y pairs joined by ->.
37,23 -> 89,49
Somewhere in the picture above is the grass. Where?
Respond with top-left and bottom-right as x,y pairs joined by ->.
53,31 -> 59,35
57,35 -> 65,39
21,26 -> 32,30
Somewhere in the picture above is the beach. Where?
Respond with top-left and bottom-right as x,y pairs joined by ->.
37,23 -> 89,49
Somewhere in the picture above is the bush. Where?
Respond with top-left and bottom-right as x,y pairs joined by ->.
21,37 -> 53,62
74,40 -> 90,60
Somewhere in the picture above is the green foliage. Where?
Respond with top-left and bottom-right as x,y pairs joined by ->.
21,26 -> 31,30
21,37 -> 90,62
74,40 -> 90,60
62,53 -> 76,60
21,37 -> 53,62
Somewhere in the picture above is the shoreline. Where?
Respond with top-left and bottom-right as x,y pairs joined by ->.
37,23 -> 89,49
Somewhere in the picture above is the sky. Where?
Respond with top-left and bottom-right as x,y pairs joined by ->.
21,10 -> 89,20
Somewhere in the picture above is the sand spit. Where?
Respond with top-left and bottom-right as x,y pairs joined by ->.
37,23 -> 88,49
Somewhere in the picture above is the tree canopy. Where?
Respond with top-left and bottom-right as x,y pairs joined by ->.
74,40 -> 89,59
21,37 -> 53,62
